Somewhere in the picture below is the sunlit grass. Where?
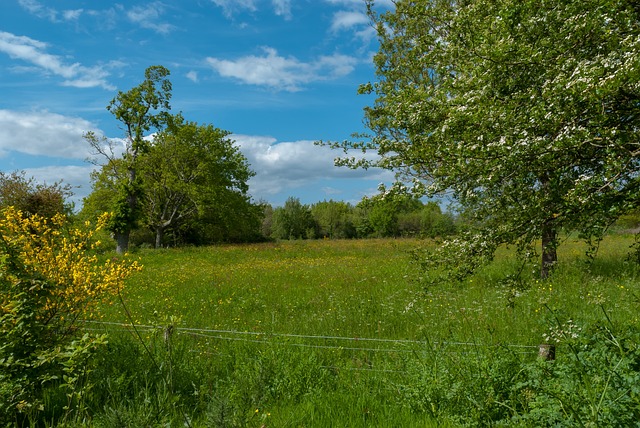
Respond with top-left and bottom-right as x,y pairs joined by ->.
103,234 -> 640,349
85,234 -> 640,426
103,239 -> 420,336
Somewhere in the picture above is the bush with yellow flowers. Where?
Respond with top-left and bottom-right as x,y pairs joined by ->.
0,206 -> 141,425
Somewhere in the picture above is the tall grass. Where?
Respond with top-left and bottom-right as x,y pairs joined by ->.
35,235 -> 640,426
101,239 -> 423,338
104,235 -> 640,347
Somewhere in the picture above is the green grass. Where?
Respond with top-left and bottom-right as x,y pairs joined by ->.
103,235 -> 640,346
59,235 -> 640,426
100,239 -> 421,337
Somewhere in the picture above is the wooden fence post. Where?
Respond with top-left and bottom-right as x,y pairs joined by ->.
538,343 -> 556,361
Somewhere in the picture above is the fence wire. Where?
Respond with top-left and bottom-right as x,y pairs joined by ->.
80,319 -> 545,374
80,319 -> 541,355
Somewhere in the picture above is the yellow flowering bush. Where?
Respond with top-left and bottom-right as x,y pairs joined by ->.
0,206 -> 141,424
1,207 -> 140,321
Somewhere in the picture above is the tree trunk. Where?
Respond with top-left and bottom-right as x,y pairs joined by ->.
541,219 -> 557,279
539,171 -> 558,279
115,163 -> 137,254
155,226 -> 164,249
115,231 -> 130,254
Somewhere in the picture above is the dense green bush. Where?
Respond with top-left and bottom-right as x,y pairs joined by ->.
0,208 -> 139,426
399,347 -> 527,425
265,197 -> 458,240
515,322 -> 640,427
398,319 -> 640,427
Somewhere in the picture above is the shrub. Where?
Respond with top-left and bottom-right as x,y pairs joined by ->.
515,322 -> 640,427
399,319 -> 640,427
0,207 -> 141,425
399,347 -> 527,425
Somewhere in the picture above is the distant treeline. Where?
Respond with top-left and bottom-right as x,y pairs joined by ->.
5,169 -> 640,250
262,196 -> 457,240
0,170 -> 459,248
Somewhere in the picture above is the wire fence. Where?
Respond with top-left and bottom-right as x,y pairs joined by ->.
80,319 -> 543,369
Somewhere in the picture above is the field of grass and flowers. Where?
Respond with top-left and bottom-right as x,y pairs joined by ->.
25,234 -> 640,426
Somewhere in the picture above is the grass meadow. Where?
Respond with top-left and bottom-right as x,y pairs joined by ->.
50,235 -> 640,426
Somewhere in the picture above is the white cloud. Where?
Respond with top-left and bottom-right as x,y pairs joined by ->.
211,0 -> 257,18
0,110 -> 126,207
0,31 -> 114,90
0,110 -> 99,159
232,134 -> 391,200
272,0 -> 292,19
322,186 -> 344,195
211,0 -> 290,19
19,0 -> 56,20
330,10 -> 368,32
328,10 -> 379,43
19,0 -> 83,22
126,2 -> 175,34
206,47 -> 357,91
323,0 -> 394,7
186,70 -> 199,82
315,54 -> 359,78
62,9 -> 84,21
20,0 -> 174,34
324,0 -> 393,38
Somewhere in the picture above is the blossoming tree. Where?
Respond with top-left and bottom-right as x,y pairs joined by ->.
336,0 -> 640,279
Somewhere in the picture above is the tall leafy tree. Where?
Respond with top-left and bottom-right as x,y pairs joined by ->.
86,65 -> 172,253
397,201 -> 457,238
311,200 -> 355,239
80,159 -> 123,225
84,116 -> 261,247
356,186 -> 423,238
139,116 -> 259,247
271,197 -> 315,240
335,0 -> 640,279
261,202 -> 274,238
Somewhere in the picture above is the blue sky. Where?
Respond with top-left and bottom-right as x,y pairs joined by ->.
0,0 -> 395,208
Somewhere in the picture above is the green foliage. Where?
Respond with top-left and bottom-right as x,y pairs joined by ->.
106,65 -> 172,152
367,199 -> 399,237
515,322 -> 640,427
616,210 -> 640,231
79,159 -> 123,223
84,329 -> 432,427
397,204 -> 457,239
138,115 -> 261,246
356,186 -> 456,239
85,70 -> 261,249
0,270 -> 49,424
108,180 -> 145,235
0,208 -> 139,426
418,202 -> 457,238
86,324 -> 208,428
260,202 -> 274,238
271,197 -> 316,239
332,0 -> 640,278
397,320 -> 640,427
86,65 -> 173,253
310,200 -> 356,239
0,170 -> 73,219
400,348 -> 527,425
265,192 -> 456,241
